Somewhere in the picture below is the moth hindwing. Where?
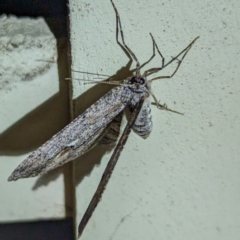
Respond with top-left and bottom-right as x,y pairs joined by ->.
8,0 -> 199,238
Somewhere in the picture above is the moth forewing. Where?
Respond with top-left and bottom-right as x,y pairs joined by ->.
8,85 -> 145,181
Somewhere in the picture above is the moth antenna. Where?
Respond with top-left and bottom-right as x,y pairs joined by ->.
65,77 -> 130,87
72,70 -> 111,77
83,81 -> 122,86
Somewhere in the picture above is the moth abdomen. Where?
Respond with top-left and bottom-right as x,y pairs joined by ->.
131,100 -> 153,139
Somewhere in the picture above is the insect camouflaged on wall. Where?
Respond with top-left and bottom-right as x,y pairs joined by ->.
8,0 -> 199,238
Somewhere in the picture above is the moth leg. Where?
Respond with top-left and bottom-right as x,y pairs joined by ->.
151,101 -> 184,115
136,33 -> 164,72
149,33 -> 165,69
150,91 -> 184,115
110,0 -> 141,72
143,36 -> 199,79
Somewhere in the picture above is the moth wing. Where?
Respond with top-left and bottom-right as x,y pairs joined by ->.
8,86 -> 133,181
98,111 -> 123,145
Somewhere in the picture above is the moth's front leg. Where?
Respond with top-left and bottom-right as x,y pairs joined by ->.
151,101 -> 184,115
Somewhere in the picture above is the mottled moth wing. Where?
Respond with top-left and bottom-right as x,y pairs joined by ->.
8,86 -> 136,181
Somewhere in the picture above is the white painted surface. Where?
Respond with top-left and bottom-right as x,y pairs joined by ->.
0,17 -> 66,221
69,0 -> 240,239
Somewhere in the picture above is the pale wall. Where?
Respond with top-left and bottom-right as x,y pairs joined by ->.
0,17 -> 69,222
69,0 -> 240,239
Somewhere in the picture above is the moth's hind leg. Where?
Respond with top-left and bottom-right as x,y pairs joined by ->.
150,91 -> 184,115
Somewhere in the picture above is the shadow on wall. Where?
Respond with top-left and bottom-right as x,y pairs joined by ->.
0,0 -> 70,154
0,218 -> 74,240
0,0 -> 75,237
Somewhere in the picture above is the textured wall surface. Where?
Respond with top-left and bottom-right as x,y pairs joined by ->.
0,16 -> 67,221
69,0 -> 240,239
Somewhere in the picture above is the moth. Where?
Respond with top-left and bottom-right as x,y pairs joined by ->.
8,0 -> 199,238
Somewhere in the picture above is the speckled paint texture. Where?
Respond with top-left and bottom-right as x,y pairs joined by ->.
69,0 -> 240,239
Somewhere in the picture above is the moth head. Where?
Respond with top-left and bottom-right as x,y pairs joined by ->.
128,76 -> 147,87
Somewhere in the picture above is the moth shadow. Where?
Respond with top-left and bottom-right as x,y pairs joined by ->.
0,91 -> 69,156
0,11 -> 69,156
32,166 -> 64,190
0,1 -> 76,219
75,144 -> 115,185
